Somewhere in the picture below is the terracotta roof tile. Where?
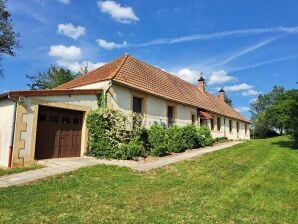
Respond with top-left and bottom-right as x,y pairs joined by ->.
8,89 -> 101,97
55,54 -> 250,123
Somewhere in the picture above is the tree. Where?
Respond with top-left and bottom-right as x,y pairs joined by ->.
0,0 -> 19,75
224,94 -> 232,106
26,65 -> 77,90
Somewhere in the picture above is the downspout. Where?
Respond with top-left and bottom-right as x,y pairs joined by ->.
7,94 -> 18,168
104,80 -> 113,107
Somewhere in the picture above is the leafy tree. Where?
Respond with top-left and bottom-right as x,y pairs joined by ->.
224,94 -> 232,106
0,0 -> 19,75
26,65 -> 77,90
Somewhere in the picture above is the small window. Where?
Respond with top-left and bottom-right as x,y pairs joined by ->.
73,118 -> 80,125
191,114 -> 195,125
210,118 -> 214,130
38,114 -> 47,122
229,120 -> 232,133
167,106 -> 174,127
49,115 -> 59,123
217,117 -> 221,131
133,97 -> 142,114
62,117 -> 71,124
237,122 -> 239,133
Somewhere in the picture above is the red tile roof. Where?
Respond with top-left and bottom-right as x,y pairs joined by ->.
55,54 -> 250,123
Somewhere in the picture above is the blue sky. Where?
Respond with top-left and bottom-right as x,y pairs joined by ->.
1,0 -> 297,118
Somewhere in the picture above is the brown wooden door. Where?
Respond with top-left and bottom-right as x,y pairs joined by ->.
35,106 -> 83,160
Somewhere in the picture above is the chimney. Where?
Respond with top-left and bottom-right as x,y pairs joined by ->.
197,74 -> 206,92
218,88 -> 225,101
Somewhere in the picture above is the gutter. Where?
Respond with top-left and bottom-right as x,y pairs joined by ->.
7,93 -> 18,168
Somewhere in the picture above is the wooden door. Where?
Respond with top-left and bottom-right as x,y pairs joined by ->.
35,106 -> 83,160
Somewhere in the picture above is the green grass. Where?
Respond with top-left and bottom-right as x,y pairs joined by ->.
0,136 -> 297,223
0,165 -> 42,177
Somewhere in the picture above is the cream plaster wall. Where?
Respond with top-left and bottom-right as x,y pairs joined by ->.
73,80 -> 110,90
0,99 -> 15,167
110,84 -> 197,128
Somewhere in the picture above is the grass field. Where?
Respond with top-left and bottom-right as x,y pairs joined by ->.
0,136 -> 297,223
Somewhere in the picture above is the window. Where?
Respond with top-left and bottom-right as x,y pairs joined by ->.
191,114 -> 196,125
217,117 -> 221,131
245,124 -> 248,135
229,120 -> 232,133
73,118 -> 80,125
237,122 -> 239,133
133,97 -> 142,114
167,106 -> 174,127
210,118 -> 214,130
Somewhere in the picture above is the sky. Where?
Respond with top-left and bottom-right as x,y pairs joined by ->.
1,0 -> 297,118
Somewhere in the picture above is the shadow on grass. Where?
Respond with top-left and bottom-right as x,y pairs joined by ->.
272,141 -> 298,150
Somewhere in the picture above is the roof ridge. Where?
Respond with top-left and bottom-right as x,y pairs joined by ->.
110,53 -> 130,80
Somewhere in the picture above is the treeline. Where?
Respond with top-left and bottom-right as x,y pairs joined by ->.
250,86 -> 298,143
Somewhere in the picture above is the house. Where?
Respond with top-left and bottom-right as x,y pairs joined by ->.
0,54 -> 250,168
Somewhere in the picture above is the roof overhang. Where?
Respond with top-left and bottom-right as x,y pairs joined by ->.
8,89 -> 102,97
199,111 -> 213,119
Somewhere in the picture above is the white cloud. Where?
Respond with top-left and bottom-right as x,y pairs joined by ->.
58,23 -> 86,40
49,45 -> 82,60
133,26 -> 298,47
176,68 -> 199,83
235,106 -> 250,113
250,98 -> 257,103
224,83 -> 254,92
241,89 -> 261,96
98,1 -> 139,23
96,39 -> 127,50
58,60 -> 105,73
58,0 -> 70,4
208,70 -> 235,85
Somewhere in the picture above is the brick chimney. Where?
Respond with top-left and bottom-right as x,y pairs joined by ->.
197,74 -> 206,92
218,88 -> 225,101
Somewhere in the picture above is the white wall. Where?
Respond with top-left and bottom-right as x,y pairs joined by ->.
110,84 -> 197,128
208,115 -> 250,140
73,80 -> 110,90
0,99 -> 15,167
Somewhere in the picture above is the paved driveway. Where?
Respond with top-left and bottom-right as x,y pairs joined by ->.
0,141 -> 242,188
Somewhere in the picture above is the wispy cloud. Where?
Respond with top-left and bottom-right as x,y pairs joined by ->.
214,35 -> 284,67
96,39 -> 128,50
230,55 -> 298,72
132,26 -> 298,47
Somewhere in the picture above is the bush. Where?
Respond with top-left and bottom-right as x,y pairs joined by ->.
116,140 -> 145,160
87,108 -> 145,159
214,137 -> 228,143
167,126 -> 187,153
181,125 -> 203,148
148,124 -> 168,156
197,126 -> 213,146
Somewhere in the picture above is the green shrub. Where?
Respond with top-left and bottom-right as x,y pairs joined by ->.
197,126 -> 213,146
148,124 -> 168,156
181,125 -> 203,148
214,137 -> 228,143
116,140 -> 145,160
167,126 -> 187,153
87,108 -> 145,159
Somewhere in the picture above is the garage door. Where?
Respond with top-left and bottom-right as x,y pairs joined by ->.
35,106 -> 83,160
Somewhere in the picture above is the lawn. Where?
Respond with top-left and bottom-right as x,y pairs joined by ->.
0,136 -> 297,223
0,165 -> 42,177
